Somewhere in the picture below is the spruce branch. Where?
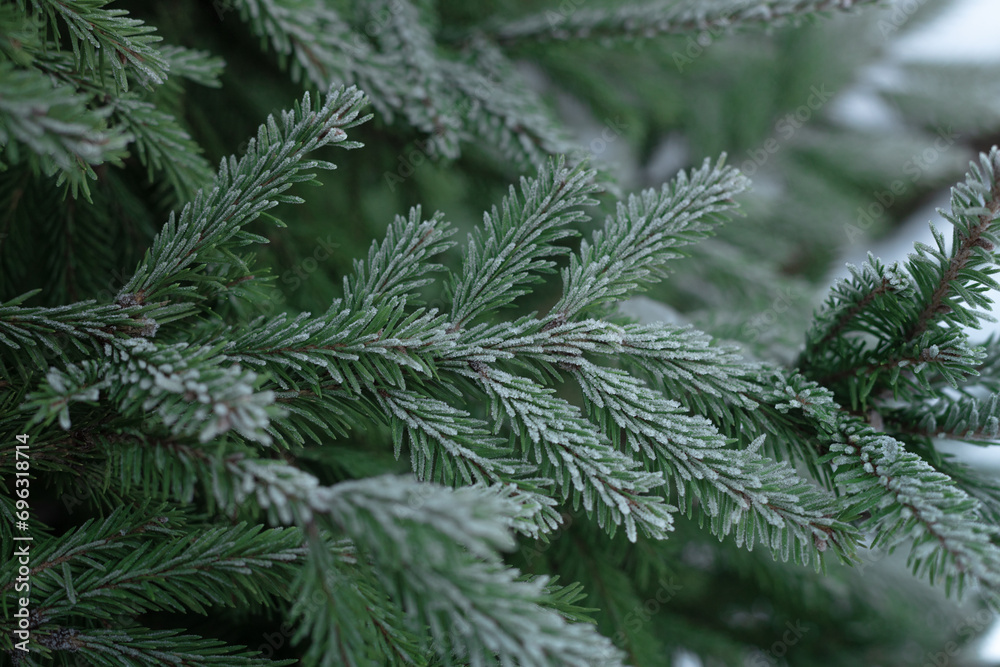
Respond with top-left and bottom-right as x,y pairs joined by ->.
230,202 -> 563,528
26,337 -> 281,445
110,97 -> 216,204
228,0 -> 364,89
1,35 -> 220,204
376,385 -> 563,538
439,38 -> 578,168
612,322 -> 762,425
220,174 -> 674,543
448,157 -> 600,330
905,148 -> 1000,340
288,539 -> 426,667
38,626 -> 294,666
554,155 -> 750,321
467,318 -> 761,426
934,334 -> 1000,396
215,463 -> 627,666
231,0 -> 466,163
826,418 -> 1000,602
889,393 -> 1000,445
156,44 -> 225,89
0,509 -> 170,599
118,85 -> 370,306
342,206 -> 455,310
454,361 -> 676,542
573,361 -> 853,565
737,368 -> 844,486
230,0 -> 574,166
0,291 -> 189,375
880,435 -> 1000,527
5,1 -> 996,663
0,61 -> 130,199
320,475 -> 629,667
464,316 -> 799,471
476,0 -> 881,47
921,453 -> 1000,526
803,254 -> 916,357
20,0 -> 168,91
803,150 -> 1000,406
362,0 -> 464,157
809,337 -> 984,406
0,504 -> 302,664
224,302 -> 452,393
377,387 -> 518,480
26,516 -> 303,622
243,304 -> 673,543
465,317 -> 821,508
732,368 -> 1000,597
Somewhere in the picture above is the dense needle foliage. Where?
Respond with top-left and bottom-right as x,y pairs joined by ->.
3,1 -> 1000,666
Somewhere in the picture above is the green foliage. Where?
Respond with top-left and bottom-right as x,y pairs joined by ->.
3,1 -> 1000,666
0,61 -> 130,198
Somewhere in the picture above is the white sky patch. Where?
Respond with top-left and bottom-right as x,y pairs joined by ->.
892,0 -> 1000,63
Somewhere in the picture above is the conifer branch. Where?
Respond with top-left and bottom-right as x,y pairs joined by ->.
889,393 -> 1000,445
453,362 -> 676,542
468,318 -> 761,425
232,0 -> 476,164
119,85 -> 370,306
826,418 -> 1000,601
924,454 -> 1000,525
0,62 -> 131,199
20,0 -> 168,91
736,368 -> 843,486
377,387 -> 515,478
748,366 -> 1000,593
343,206 -> 455,310
615,322 -> 763,423
477,0 -> 880,47
906,149 -> 1000,340
111,97 -> 216,203
3,27 -> 222,203
937,334 -> 1000,396
215,463 -> 627,665
288,540 -> 425,667
803,150 -> 1000,407
156,45 -> 225,88
573,361 -> 853,564
28,517 -> 303,622
554,155 -> 750,321
810,341 -> 983,399
363,0 -> 464,156
6,1 -> 993,663
230,0 -> 575,167
449,157 -> 600,330
40,626 -> 292,666
26,338 -> 281,444
439,39 -> 577,168
803,255 -> 916,356
0,506 -> 303,663
224,303 -> 451,393
228,0 -> 364,89
0,292 -> 189,374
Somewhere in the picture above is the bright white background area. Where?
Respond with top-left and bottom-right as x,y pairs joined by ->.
893,0 -> 1000,62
